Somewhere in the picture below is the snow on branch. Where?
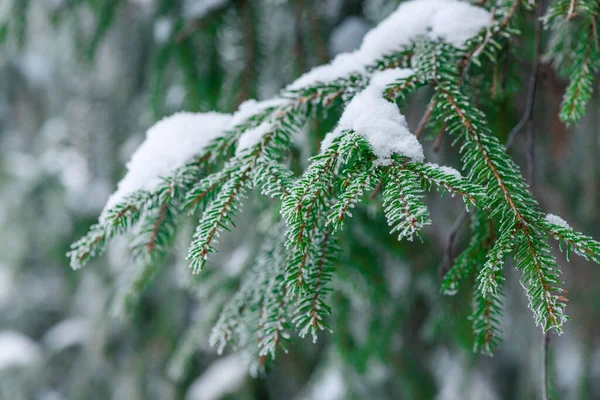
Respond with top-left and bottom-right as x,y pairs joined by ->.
321,68 -> 424,165
103,112 -> 233,214
68,0 -> 600,362
287,0 -> 490,91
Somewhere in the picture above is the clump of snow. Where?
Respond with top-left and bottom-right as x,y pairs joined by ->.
232,98 -> 293,155
287,0 -> 490,90
545,214 -> 572,230
103,112 -> 232,214
368,68 -> 415,92
185,354 -> 247,400
322,68 -> 423,165
0,331 -> 42,371
424,162 -> 462,179
287,52 -> 364,91
429,1 -> 491,47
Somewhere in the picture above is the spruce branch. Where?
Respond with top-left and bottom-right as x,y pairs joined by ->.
327,162 -> 378,232
400,162 -> 484,206
66,0 -> 600,363
545,0 -> 600,126
471,269 -> 504,354
430,62 -> 570,333
282,134 -> 346,293
67,191 -> 148,269
254,160 -> 295,199
541,218 -> 600,263
558,23 -> 599,125
382,165 -> 431,242
293,227 -> 339,342
514,230 -> 568,332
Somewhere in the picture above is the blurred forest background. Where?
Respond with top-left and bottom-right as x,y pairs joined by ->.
0,0 -> 599,399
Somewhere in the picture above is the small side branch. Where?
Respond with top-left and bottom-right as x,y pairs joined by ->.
505,0 -> 543,150
542,331 -> 551,400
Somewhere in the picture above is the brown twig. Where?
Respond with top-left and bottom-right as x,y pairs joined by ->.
432,127 -> 445,152
415,98 -> 436,139
567,0 -> 577,20
542,329 -> 551,400
438,210 -> 469,278
505,0 -> 543,150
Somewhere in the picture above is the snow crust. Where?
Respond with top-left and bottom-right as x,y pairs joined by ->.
103,112 -> 232,214
545,214 -> 572,230
322,69 -> 423,165
287,0 -> 490,91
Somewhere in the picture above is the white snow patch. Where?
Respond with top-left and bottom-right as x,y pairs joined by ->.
185,354 -> 247,400
322,68 -> 423,165
235,121 -> 272,155
287,0 -> 490,90
0,331 -> 42,371
545,214 -> 571,230
429,2 -> 492,47
424,162 -> 462,179
43,318 -> 90,352
103,112 -> 232,214
368,68 -> 415,92
230,98 -> 289,127
287,51 -> 364,91
183,0 -> 227,19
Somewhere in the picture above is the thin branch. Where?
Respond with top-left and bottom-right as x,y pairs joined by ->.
415,98 -> 436,139
542,331 -> 551,400
438,209 -> 469,278
432,126 -> 445,152
505,1 -> 543,150
566,0 -> 576,20
526,115 -> 535,185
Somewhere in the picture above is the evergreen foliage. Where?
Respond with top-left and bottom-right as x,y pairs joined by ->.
65,0 -> 600,370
